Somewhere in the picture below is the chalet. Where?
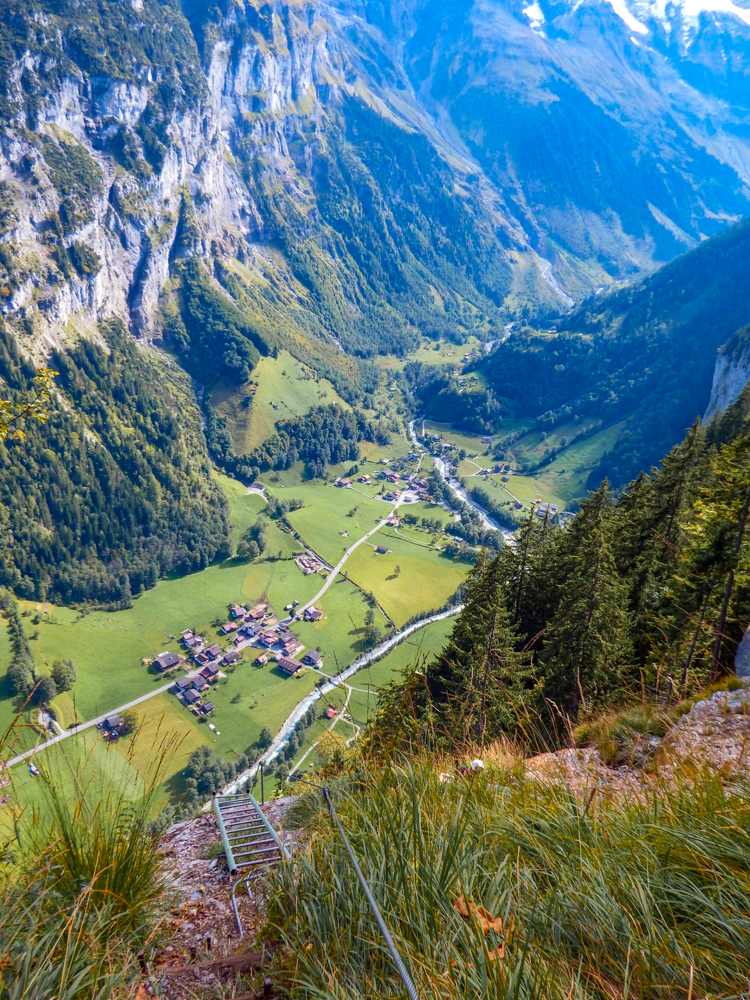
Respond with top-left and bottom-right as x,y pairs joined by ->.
340,478 -> 351,488
324,706 -> 337,719
154,651 -> 180,672
230,605 -> 246,619
358,475 -> 372,484
304,607 -> 322,622
184,635 -> 204,650
204,643 -> 222,660
481,435 -> 493,445
302,649 -> 322,667
277,656 -> 303,676
376,545 -> 389,554
386,473 -> 400,484
260,629 -> 277,647
386,517 -> 400,527
248,607 -> 265,621
220,622 -> 238,634
201,662 -> 220,681
103,715 -> 122,733
201,701 -> 215,716
183,689 -> 200,705
180,629 -> 194,639
221,650 -> 241,667
172,675 -> 192,694
283,636 -> 303,655
192,676 -> 209,692
194,652 -> 209,666
255,653 -> 268,666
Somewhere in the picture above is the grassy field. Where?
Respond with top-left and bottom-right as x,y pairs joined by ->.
423,421 -> 494,456
344,535 -> 469,627
294,576 -> 389,670
284,484 -> 388,564
345,617 -> 455,729
212,349 -> 350,455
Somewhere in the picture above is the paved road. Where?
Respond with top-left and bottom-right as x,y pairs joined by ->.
408,420 -> 514,541
4,671 -> 202,769
299,495 -> 400,614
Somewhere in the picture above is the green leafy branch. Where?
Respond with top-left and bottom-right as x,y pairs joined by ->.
0,367 -> 58,441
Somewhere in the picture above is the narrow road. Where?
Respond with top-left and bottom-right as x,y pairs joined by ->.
407,420 -> 514,541
299,497 -> 400,614
4,671 -> 202,769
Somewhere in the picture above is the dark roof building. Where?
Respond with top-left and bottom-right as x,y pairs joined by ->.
183,689 -> 200,704
302,650 -> 322,666
154,651 -> 180,672
103,715 -> 122,732
277,656 -> 303,676
201,702 -> 215,715
173,676 -> 192,692
205,643 -> 222,660
201,662 -> 220,678
221,650 -> 240,666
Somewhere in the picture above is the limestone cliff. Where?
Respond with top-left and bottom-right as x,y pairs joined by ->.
704,327 -> 750,423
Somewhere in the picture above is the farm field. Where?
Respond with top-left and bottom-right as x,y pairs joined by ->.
423,421 -> 493,456
343,535 -> 469,627
284,484 -> 389,564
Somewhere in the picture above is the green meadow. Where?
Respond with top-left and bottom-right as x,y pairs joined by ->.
212,349 -> 350,455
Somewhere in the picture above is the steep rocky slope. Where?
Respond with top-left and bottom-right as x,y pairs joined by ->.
2,0 -> 750,362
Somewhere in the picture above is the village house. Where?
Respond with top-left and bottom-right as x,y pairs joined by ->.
277,656 -> 303,676
183,688 -> 200,706
302,649 -> 322,667
376,545 -> 389,554
103,715 -> 122,734
324,705 -> 337,720
283,636 -> 303,656
153,651 -> 181,672
192,676 -> 210,693
221,650 -> 241,667
201,701 -> 215,716
230,605 -> 245,619
304,607 -> 323,622
260,629 -> 278,647
204,643 -> 222,660
172,675 -> 192,694
194,651 -> 209,666
248,607 -> 265,621
358,474 -> 372,484
201,663 -> 220,682
220,621 -> 238,634
183,635 -> 204,650
255,653 -> 268,666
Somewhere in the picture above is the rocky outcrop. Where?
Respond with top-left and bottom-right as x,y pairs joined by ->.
704,327 -> 750,422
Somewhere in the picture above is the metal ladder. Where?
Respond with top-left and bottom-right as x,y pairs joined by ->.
213,792 -> 289,876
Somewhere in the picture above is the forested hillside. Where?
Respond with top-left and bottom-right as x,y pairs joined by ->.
0,320 -> 230,607
476,217 -> 750,487
368,382 -> 750,751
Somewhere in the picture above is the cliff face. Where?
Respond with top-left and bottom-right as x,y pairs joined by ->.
704,328 -> 750,423
0,0 -> 545,358
1,0 -> 750,359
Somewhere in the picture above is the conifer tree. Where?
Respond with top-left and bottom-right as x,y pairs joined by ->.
541,483 -> 632,718
425,552 -> 536,744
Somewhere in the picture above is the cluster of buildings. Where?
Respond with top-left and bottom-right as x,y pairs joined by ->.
533,501 -> 559,518
295,553 -> 325,575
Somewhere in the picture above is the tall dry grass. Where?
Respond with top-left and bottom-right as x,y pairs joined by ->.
267,758 -> 750,999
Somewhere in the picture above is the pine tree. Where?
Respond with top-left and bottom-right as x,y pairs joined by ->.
425,552 -> 536,745
542,483 -> 632,718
